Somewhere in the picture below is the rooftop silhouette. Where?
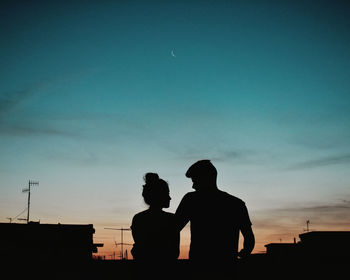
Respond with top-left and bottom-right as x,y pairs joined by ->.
0,221 -> 102,263
1,221 -> 348,280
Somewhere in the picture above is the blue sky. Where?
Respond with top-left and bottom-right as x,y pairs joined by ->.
1,0 -> 350,257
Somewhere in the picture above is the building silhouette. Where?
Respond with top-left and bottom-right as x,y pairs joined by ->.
265,231 -> 350,263
299,231 -> 350,260
265,242 -> 298,259
0,222 -> 103,263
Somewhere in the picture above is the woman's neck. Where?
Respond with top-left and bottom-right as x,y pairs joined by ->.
149,205 -> 163,211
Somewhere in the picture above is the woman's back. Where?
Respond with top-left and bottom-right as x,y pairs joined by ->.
131,209 -> 179,260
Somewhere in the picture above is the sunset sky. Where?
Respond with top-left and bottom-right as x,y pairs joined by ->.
1,0 -> 350,258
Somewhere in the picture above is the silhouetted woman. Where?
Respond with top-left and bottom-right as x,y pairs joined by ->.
131,173 -> 179,261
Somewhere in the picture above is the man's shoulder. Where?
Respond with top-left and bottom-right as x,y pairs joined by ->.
182,190 -> 244,200
218,189 -> 246,206
178,191 -> 199,206
183,191 -> 197,198
161,210 -> 176,218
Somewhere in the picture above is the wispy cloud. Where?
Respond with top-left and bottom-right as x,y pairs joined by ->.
0,88 -> 31,113
0,80 -> 49,116
40,146 -> 103,166
291,133 -> 350,150
0,122 -> 77,137
253,199 -> 350,232
288,154 -> 350,170
0,67 -> 100,114
166,145 -> 263,165
211,149 -> 253,162
0,78 -> 70,139
251,199 -> 350,247
0,69 -> 99,137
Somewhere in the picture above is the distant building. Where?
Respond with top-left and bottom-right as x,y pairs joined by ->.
0,222 -> 103,263
265,231 -> 350,262
265,242 -> 299,259
299,231 -> 350,260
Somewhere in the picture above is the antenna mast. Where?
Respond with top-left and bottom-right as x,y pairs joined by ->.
22,180 -> 39,223
303,220 -> 311,232
105,227 -> 131,259
114,242 -> 132,259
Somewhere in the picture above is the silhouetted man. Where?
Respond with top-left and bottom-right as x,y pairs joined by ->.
176,160 -> 255,264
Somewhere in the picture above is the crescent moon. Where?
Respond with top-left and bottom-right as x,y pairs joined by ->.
171,50 -> 176,57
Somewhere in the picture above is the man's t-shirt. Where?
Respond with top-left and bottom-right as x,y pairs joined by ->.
175,189 -> 252,262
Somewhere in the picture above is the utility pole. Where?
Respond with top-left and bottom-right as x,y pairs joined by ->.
105,227 -> 131,259
22,180 -> 39,223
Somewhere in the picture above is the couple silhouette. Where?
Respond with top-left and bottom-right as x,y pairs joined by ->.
130,160 -> 255,266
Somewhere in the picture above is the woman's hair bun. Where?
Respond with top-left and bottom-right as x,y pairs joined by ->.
142,172 -> 169,206
144,173 -> 159,185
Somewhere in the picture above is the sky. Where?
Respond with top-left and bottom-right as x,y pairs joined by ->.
1,0 -> 350,259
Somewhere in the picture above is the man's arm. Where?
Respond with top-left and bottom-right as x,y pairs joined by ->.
238,225 -> 255,258
238,202 -> 255,258
175,194 -> 191,231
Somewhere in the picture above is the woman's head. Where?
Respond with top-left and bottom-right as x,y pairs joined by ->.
142,173 -> 171,208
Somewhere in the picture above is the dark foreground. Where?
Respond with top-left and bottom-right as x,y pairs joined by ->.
5,255 -> 347,280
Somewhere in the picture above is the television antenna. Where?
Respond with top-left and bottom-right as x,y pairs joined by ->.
303,220 -> 311,232
105,227 -> 131,260
114,241 -> 132,260
22,180 -> 39,223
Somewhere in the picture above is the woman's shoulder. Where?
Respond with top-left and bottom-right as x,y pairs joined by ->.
132,209 -> 151,221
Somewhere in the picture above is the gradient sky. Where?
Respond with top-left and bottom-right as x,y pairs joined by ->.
1,0 -> 350,258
